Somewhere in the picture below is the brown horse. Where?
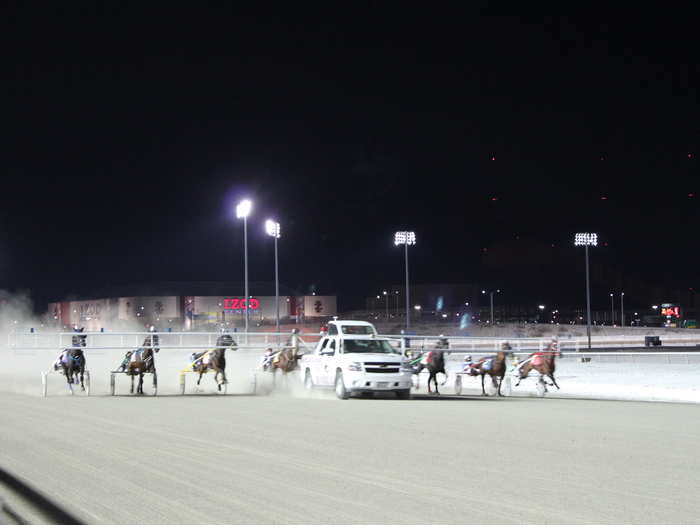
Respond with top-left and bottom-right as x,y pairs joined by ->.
190,334 -> 235,392
269,346 -> 301,386
126,334 -> 159,394
515,342 -> 561,393
466,345 -> 511,396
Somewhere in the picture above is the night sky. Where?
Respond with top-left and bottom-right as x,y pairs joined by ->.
2,6 -> 697,312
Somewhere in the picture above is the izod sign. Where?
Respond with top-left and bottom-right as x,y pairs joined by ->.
223,298 -> 260,310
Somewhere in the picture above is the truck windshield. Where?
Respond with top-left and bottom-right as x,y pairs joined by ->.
341,325 -> 375,335
343,339 -> 398,354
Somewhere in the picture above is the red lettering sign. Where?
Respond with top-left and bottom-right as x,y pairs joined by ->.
223,298 -> 259,310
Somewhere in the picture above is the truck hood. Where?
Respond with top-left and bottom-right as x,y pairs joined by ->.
344,353 -> 404,363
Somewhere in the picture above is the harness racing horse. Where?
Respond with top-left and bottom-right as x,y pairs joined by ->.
465,345 -> 512,396
269,346 -> 302,386
515,341 -> 561,394
413,349 -> 448,395
191,334 -> 235,392
56,332 -> 87,392
125,334 -> 159,395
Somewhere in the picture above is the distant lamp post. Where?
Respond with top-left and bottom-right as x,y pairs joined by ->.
394,231 -> 416,330
620,292 -> 625,327
382,290 -> 389,320
236,199 -> 253,336
481,289 -> 501,325
265,219 -> 281,340
575,232 -> 597,350
610,293 -> 615,326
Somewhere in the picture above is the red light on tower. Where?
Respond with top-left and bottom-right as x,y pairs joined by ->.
600,196 -> 608,200
490,155 -> 496,161
491,196 -> 498,201
689,193 -> 695,198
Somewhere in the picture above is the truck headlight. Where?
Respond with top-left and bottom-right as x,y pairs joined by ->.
347,362 -> 363,372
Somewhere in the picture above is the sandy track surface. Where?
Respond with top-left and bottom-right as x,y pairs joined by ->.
1,391 -> 699,524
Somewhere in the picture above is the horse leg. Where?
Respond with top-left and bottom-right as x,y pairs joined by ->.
130,374 -> 134,394
427,371 -> 432,394
481,373 -> 486,396
214,370 -> 221,391
497,374 -> 503,396
79,366 -> 85,391
549,373 -> 560,390
138,373 -> 144,394
515,365 -> 528,387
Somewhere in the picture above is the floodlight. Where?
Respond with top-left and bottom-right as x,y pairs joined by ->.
394,231 -> 416,246
236,199 -> 252,218
265,219 -> 280,238
574,233 -> 597,246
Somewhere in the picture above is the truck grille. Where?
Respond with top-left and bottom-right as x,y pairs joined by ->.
364,362 -> 400,373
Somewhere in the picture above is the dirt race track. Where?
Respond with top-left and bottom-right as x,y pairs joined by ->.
1,390 -> 699,525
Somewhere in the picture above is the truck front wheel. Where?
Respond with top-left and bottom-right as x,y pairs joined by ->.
304,369 -> 314,390
335,371 -> 350,400
396,389 -> 411,400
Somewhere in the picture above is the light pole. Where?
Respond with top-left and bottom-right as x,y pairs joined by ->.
481,289 -> 501,325
394,231 -> 416,330
394,290 -> 400,316
610,293 -> 615,326
382,290 -> 389,319
265,219 -> 281,341
620,292 -> 625,327
236,199 -> 252,337
575,233 -> 597,350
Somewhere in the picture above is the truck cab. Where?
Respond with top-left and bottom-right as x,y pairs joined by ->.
300,320 -> 412,399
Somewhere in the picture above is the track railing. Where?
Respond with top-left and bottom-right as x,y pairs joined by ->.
6,330 -> 700,354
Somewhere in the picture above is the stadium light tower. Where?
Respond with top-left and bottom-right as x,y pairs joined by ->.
394,231 -> 416,330
620,291 -> 625,327
481,289 -> 501,325
575,232 -> 597,350
236,199 -> 252,336
610,293 -> 615,326
265,219 -> 281,340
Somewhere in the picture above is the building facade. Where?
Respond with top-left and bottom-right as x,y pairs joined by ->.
48,293 -> 337,331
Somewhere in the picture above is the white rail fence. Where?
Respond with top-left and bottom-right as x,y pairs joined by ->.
5,331 -> 700,353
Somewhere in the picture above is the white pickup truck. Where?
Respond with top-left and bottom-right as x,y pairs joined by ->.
300,320 -> 413,399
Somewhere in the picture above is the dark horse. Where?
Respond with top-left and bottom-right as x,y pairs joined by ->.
124,334 -> 159,394
191,334 -> 235,391
515,340 -> 561,393
465,343 -> 512,396
413,349 -> 447,395
54,331 -> 87,392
